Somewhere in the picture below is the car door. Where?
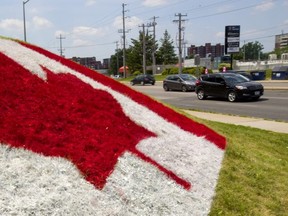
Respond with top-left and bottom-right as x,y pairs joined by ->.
169,75 -> 179,90
203,76 -> 217,96
214,77 -> 227,97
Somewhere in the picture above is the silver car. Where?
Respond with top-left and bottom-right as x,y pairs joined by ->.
163,74 -> 197,92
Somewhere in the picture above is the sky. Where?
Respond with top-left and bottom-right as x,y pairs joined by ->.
1,0 -> 288,61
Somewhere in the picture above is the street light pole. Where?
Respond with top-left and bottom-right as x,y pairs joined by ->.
23,0 -> 30,42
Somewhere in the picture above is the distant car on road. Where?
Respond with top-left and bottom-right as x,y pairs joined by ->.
163,74 -> 197,92
130,74 -> 155,86
195,73 -> 264,102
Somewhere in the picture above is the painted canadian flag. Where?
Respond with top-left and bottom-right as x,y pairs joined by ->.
0,37 -> 226,215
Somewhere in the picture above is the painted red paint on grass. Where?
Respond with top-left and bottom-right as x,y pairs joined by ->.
0,53 -> 151,188
19,41 -> 226,150
0,52 -> 192,189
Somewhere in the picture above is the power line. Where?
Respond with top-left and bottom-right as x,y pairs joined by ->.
189,0 -> 280,20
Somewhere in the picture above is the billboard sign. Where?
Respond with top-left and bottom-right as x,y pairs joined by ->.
225,25 -> 240,54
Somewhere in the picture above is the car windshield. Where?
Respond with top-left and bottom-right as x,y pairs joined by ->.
223,74 -> 250,84
180,74 -> 196,81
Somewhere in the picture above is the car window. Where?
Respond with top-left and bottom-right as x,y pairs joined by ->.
215,77 -> 225,83
169,76 -> 179,81
223,74 -> 248,84
205,77 -> 216,82
180,74 -> 197,81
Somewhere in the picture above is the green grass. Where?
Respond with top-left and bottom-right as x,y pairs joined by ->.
184,116 -> 288,216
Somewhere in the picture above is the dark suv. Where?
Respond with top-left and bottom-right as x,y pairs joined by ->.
195,73 -> 264,102
130,74 -> 155,85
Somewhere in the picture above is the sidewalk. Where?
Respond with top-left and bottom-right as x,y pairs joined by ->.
184,110 -> 288,134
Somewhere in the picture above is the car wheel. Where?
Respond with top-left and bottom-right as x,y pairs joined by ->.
227,91 -> 237,102
197,89 -> 206,100
163,84 -> 169,91
130,81 -> 134,86
182,85 -> 188,92
141,81 -> 145,85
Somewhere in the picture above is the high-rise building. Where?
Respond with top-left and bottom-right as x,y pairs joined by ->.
275,33 -> 288,50
187,43 -> 225,58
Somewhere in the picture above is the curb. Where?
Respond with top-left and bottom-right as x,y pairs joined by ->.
184,110 -> 288,134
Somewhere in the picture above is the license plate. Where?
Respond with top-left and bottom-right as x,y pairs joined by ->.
255,91 -> 260,95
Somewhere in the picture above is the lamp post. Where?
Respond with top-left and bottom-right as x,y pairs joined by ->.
23,0 -> 30,42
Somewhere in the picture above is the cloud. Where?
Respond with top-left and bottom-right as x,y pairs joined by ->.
72,39 -> 91,47
0,19 -> 23,32
72,26 -> 106,37
142,0 -> 167,7
113,16 -> 142,29
32,16 -> 53,28
255,0 -> 274,11
54,30 -> 68,38
85,0 -> 97,6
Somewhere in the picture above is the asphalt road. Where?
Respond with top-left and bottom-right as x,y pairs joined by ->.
129,82 -> 288,122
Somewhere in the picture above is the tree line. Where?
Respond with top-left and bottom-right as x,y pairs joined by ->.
109,30 -> 178,75
109,29 -> 288,75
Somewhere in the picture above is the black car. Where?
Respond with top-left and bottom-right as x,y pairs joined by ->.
130,74 -> 155,85
195,73 -> 264,102
163,74 -> 197,92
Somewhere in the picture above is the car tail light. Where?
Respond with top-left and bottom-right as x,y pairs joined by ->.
195,80 -> 201,86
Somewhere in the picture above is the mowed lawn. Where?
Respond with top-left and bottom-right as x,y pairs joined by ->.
185,114 -> 288,216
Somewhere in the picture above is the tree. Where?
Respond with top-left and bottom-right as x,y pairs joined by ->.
126,30 -> 156,73
157,30 -> 177,65
234,41 -> 264,61
109,48 -> 123,75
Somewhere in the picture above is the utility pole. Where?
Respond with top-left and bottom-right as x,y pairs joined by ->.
115,41 -> 119,75
23,0 -> 30,42
120,3 -> 129,78
173,13 -> 187,74
139,23 -> 151,75
140,24 -> 147,74
243,40 -> 246,61
57,34 -> 65,57
148,16 -> 159,75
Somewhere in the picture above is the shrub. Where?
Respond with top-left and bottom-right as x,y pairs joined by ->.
132,71 -> 142,76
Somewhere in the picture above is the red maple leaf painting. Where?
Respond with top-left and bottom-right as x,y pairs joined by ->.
0,52 -> 190,189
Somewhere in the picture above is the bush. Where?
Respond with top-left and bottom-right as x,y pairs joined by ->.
265,69 -> 272,80
219,63 -> 231,72
162,67 -> 206,77
132,71 -> 142,76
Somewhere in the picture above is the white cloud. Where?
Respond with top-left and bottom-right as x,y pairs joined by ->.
32,16 -> 53,28
85,0 -> 97,6
255,0 -> 274,11
72,26 -> 106,37
142,0 -> 167,7
72,39 -> 91,46
113,16 -> 142,29
54,30 -> 68,37
0,19 -> 23,32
